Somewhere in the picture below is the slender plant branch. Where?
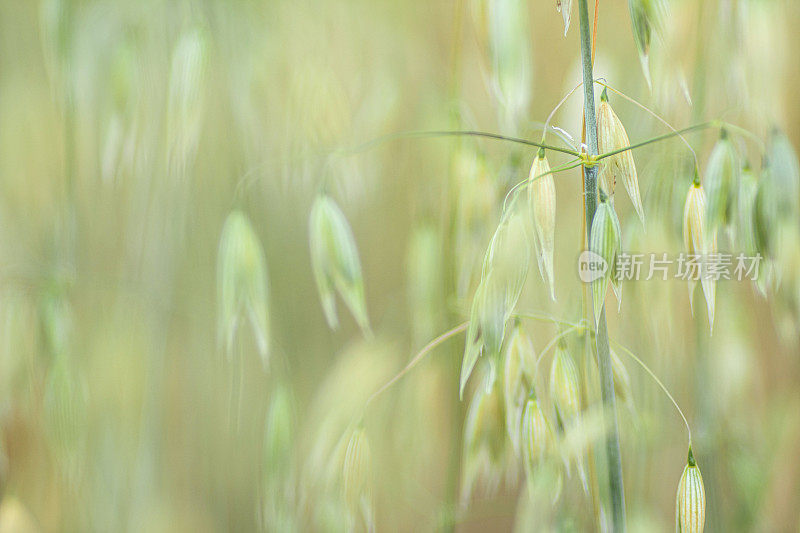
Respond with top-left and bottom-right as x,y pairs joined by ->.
365,322 -> 468,408
348,130 -> 581,157
578,1 -> 627,530
596,122 -> 715,161
501,158 -> 583,213
535,325 -> 582,367
612,342 -> 692,444
541,82 -> 583,145
718,121 -> 767,154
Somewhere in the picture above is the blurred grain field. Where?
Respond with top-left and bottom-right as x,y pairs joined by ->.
0,0 -> 799,531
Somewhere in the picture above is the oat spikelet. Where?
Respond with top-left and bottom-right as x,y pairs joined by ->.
309,194 -> 370,337
683,175 -> 716,330
521,395 -> 552,477
503,323 -> 536,450
589,196 -> 622,325
704,130 -> 738,233
598,88 -> 645,227
528,149 -> 556,300
549,346 -> 581,427
676,446 -> 706,533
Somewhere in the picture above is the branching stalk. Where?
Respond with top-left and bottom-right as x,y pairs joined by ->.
578,0 -> 626,530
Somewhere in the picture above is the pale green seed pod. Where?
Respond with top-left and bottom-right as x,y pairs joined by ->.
461,380 -> 506,505
598,89 -> 645,227
460,204 -> 530,397
704,130 -> 738,232
610,349 -> 632,405
166,28 -> 206,181
765,128 -> 800,217
503,323 -> 536,449
487,0 -> 532,132
589,198 -> 622,325
528,149 -> 557,300
736,165 -> 758,256
264,383 -> 294,475
217,210 -> 271,365
676,447 -> 706,533
549,346 -> 581,428
343,427 -> 371,507
557,0 -> 572,36
309,194 -> 370,336
683,177 -> 716,329
521,396 -> 552,474
628,0 -> 665,88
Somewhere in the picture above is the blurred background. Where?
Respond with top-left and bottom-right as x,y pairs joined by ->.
0,0 -> 799,531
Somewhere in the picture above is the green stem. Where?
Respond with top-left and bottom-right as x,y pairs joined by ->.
577,1 -> 626,530
348,130 -> 581,157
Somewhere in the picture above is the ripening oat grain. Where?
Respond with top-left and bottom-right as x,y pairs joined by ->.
676,447 -> 706,533
683,176 -> 716,328
598,88 -> 645,227
461,379 -> 507,505
502,323 -> 536,449
217,210 -> 271,365
704,130 -> 738,233
528,149 -> 557,300
460,203 -> 530,397
627,0 -> 665,87
521,395 -> 552,475
549,345 -> 581,429
309,194 -> 371,336
264,383 -> 294,474
589,196 -> 622,324
737,164 -> 758,256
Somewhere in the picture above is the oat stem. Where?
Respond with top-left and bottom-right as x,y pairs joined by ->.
365,322 -> 468,408
613,342 -> 692,443
578,0 -> 626,529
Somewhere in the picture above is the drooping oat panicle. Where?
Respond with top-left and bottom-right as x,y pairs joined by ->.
218,210 -> 271,365
704,130 -> 739,233
589,196 -> 622,325
502,323 -> 536,449
598,88 -> 645,227
556,0 -> 572,36
549,345 -> 581,428
460,202 -> 531,397
528,148 -> 556,300
309,194 -> 370,336
683,176 -> 716,329
521,395 -> 553,477
676,446 -> 706,533
627,0 -> 665,88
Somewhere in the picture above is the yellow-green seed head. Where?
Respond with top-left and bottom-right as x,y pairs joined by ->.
217,210 -> 271,365
528,151 -> 557,300
704,131 -> 739,232
676,446 -> 706,533
309,194 -> 370,336
549,346 -> 581,427
598,89 -> 645,227
589,199 -> 622,325
521,397 -> 552,474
